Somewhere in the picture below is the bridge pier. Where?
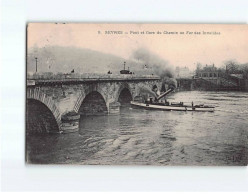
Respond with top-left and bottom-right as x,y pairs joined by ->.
60,112 -> 80,133
108,101 -> 121,114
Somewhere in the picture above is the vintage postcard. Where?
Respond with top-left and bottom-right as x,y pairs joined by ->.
26,23 -> 248,165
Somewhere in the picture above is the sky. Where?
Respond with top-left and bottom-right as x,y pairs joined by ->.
27,23 -> 248,70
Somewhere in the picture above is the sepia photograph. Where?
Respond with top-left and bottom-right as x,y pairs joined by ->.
2,0 -> 248,192
26,23 -> 248,166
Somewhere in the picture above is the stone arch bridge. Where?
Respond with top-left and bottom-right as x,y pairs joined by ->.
26,76 -> 161,134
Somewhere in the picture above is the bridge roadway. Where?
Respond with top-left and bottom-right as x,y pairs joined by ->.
26,75 -> 161,134
27,75 -> 160,86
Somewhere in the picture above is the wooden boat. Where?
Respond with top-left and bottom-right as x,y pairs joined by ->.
131,101 -> 215,112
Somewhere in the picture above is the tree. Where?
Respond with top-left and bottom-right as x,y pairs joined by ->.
224,60 -> 240,74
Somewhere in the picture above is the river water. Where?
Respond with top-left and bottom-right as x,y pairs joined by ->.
26,91 -> 248,165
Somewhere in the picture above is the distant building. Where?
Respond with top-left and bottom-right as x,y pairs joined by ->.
175,66 -> 193,78
195,64 -> 219,78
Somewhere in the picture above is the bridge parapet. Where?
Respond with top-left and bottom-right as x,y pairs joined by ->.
27,74 -> 160,86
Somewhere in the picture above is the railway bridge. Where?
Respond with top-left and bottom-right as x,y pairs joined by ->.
26,75 -> 161,134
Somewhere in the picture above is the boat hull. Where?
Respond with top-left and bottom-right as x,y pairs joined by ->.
130,101 -> 214,112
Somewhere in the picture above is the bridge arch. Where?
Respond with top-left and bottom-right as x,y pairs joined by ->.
118,88 -> 133,104
74,89 -> 108,115
26,88 -> 61,133
116,82 -> 133,104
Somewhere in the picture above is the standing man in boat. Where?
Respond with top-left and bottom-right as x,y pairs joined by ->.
152,85 -> 161,103
152,85 -> 161,96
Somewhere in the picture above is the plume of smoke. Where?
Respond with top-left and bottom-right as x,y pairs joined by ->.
132,48 -> 174,77
131,48 -> 177,91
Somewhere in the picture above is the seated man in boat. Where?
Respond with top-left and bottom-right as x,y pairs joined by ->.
164,99 -> 169,106
149,97 -> 153,104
